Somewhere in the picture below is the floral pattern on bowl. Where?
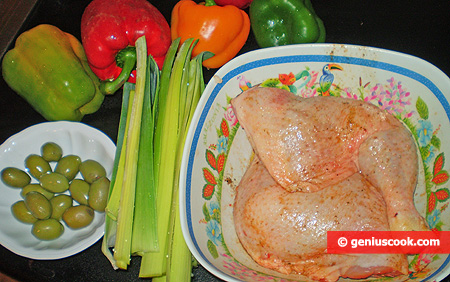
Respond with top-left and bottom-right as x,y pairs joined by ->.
180,44 -> 450,282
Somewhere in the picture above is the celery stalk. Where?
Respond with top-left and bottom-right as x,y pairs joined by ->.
153,38 -> 180,189
167,203 -> 192,281
152,276 -> 167,282
134,40 -> 180,261
103,36 -> 211,276
131,54 -> 160,255
166,51 -> 212,282
178,40 -> 198,130
105,82 -> 135,221
164,50 -> 195,282
139,38 -> 195,278
101,83 -> 134,269
109,83 -> 134,192
113,36 -> 148,269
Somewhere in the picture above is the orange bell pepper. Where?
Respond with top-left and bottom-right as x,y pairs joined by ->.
171,0 -> 250,69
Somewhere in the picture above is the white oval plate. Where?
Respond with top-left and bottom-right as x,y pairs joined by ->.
0,121 -> 115,260
180,44 -> 450,282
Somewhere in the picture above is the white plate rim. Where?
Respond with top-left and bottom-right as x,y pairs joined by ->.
0,121 -> 115,260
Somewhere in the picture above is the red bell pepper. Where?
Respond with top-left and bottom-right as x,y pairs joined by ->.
214,0 -> 253,9
81,0 -> 171,94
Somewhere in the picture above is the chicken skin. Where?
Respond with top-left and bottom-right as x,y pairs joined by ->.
231,86 -> 428,231
230,87 -> 429,281
358,128 -> 428,231
233,157 -> 408,282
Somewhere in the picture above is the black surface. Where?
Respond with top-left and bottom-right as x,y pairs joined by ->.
1,0 -> 450,281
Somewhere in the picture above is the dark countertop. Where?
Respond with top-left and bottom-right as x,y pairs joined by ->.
1,0 -> 450,281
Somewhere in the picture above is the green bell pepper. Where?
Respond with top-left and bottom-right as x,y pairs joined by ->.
2,24 -> 105,121
249,0 -> 326,48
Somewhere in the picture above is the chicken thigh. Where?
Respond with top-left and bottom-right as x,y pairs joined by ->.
231,86 -> 428,231
232,86 -> 401,193
234,157 -> 409,282
231,86 -> 429,281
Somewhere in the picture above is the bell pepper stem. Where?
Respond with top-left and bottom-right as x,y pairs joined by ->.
100,46 -> 137,95
204,0 -> 217,7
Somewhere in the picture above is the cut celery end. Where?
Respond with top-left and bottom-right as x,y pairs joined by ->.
166,201 -> 192,282
152,275 -> 167,282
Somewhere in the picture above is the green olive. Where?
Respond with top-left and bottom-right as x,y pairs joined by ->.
1,167 -> 31,188
11,201 -> 37,224
32,218 -> 64,240
41,142 -> 63,162
62,205 -> 95,229
25,154 -> 52,179
79,159 -> 106,184
24,191 -> 52,220
55,155 -> 81,181
69,179 -> 90,205
39,172 -> 69,193
88,177 -> 110,212
21,183 -> 54,200
50,195 -> 73,220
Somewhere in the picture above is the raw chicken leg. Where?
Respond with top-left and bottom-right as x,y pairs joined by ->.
231,86 -> 428,231
233,157 -> 409,282
231,86 -> 429,281
231,86 -> 402,193
359,128 -> 428,231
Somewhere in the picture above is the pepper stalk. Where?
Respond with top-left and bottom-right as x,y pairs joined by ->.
99,47 -> 137,95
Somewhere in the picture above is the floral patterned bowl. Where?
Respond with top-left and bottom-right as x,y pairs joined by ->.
179,44 -> 450,282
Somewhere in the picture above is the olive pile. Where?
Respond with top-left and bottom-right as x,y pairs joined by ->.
1,142 -> 110,241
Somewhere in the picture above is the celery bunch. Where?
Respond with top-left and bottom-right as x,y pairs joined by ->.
140,38 -> 213,280
101,35 -> 212,281
102,35 -> 158,269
